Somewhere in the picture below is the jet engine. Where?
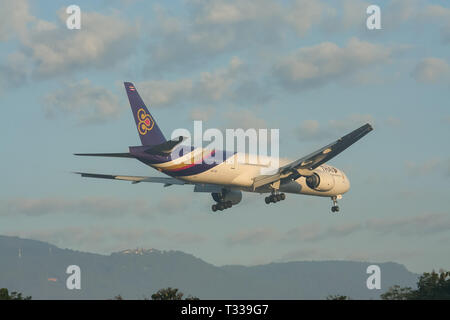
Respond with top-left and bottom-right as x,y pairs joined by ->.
211,189 -> 242,205
305,172 -> 335,191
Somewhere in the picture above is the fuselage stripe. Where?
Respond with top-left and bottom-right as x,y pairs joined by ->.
160,149 -> 216,172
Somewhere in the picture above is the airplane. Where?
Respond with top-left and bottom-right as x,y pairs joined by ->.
75,82 -> 373,213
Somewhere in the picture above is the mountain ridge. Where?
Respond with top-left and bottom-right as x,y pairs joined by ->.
0,235 -> 419,299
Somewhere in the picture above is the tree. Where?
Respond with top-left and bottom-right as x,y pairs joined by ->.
380,285 -> 413,300
326,294 -> 351,300
151,287 -> 198,300
413,270 -> 450,300
381,270 -> 450,300
0,288 -> 32,300
151,287 -> 185,300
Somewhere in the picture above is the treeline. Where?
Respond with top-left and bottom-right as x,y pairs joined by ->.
113,287 -> 199,300
0,288 -> 31,300
327,270 -> 450,300
381,270 -> 450,300
2,270 -> 449,300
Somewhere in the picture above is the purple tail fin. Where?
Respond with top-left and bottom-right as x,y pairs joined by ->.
124,82 -> 166,146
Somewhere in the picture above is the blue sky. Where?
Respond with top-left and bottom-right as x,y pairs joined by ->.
1,0 -> 449,274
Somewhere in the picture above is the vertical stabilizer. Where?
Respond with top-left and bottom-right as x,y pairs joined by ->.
124,82 -> 166,146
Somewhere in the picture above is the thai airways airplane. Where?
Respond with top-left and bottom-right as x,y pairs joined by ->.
75,82 -> 373,213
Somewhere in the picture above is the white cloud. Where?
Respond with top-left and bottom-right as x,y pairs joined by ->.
0,52 -> 29,91
189,107 -> 216,121
297,120 -> 323,141
226,227 -> 277,246
329,114 -> 376,131
194,0 -> 331,36
4,226 -> 150,254
366,213 -> 450,236
24,11 -> 139,77
285,0 -> 332,35
151,228 -> 207,244
405,158 -> 450,177
297,114 -> 375,141
138,79 -> 194,107
43,79 -> 122,125
156,194 -> 192,215
224,108 -> 268,130
3,196 -> 151,217
273,38 -> 393,90
411,58 -> 450,83
278,247 -> 327,261
320,0 -> 369,33
384,0 -> 423,27
384,2 -> 450,44
0,0 -> 33,41
137,57 -> 244,107
147,0 -> 336,72
419,5 -> 450,44
194,0 -> 281,25
1,1 -> 138,79
284,224 -> 324,242
2,193 -> 196,218
283,222 -> 362,243
385,116 -> 402,128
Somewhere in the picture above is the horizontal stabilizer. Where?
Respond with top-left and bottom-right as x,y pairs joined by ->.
74,153 -> 134,158
145,136 -> 186,155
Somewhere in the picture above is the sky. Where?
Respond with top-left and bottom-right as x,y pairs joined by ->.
0,0 -> 449,274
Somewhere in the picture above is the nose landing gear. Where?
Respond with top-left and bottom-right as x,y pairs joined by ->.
331,195 -> 341,213
265,192 -> 286,204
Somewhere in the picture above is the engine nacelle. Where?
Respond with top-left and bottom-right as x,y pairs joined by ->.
305,172 -> 335,192
212,189 -> 242,205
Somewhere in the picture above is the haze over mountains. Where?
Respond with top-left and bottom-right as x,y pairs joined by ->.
0,235 -> 418,299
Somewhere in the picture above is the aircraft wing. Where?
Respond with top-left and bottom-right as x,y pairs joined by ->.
74,172 -> 187,186
252,123 -> 373,190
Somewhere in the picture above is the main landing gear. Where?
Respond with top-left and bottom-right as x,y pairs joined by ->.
331,196 -> 340,213
264,192 -> 286,204
212,201 -> 233,212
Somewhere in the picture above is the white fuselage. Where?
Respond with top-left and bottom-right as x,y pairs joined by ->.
153,151 -> 350,197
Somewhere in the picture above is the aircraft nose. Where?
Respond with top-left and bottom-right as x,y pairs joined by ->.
343,172 -> 351,193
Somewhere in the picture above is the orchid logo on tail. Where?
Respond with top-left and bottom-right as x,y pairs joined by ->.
137,108 -> 154,135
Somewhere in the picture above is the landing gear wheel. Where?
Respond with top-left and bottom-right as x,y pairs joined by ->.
331,206 -> 340,212
211,201 -> 233,212
264,193 -> 286,204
